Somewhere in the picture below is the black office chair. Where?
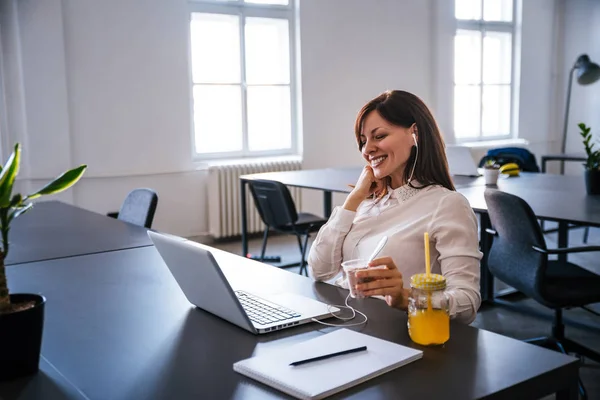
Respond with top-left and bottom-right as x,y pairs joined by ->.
114,188 -> 158,229
247,179 -> 328,276
484,189 -> 600,399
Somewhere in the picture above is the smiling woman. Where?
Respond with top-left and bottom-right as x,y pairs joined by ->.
354,90 -> 455,197
308,90 -> 483,325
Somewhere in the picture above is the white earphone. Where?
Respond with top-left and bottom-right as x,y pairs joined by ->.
408,130 -> 419,183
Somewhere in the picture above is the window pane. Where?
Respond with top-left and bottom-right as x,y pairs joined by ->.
483,32 -> 512,84
454,85 -> 481,139
482,85 -> 510,137
455,30 -> 481,84
245,0 -> 289,4
455,0 -> 482,20
245,17 -> 290,84
483,0 -> 513,22
193,85 -> 243,153
190,13 -> 240,84
247,86 -> 291,151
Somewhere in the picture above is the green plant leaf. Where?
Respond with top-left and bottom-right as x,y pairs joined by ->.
9,193 -> 22,208
25,165 -> 87,201
0,143 -> 21,207
8,202 -> 33,224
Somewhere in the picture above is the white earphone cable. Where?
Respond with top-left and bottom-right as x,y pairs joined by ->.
310,293 -> 368,327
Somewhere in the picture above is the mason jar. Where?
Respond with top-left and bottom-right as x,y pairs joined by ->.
407,273 -> 450,346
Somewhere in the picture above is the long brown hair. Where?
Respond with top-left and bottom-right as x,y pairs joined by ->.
354,90 -> 455,192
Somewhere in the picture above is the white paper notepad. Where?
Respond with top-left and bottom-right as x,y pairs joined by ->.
233,328 -> 423,400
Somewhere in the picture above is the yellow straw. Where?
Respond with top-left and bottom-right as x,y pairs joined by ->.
424,232 -> 431,277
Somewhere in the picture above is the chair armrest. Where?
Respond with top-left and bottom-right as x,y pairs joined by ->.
532,245 -> 600,255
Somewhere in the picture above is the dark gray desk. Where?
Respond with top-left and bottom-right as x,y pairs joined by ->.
0,357 -> 86,400
240,169 -> 600,301
2,245 -> 579,399
5,200 -> 153,266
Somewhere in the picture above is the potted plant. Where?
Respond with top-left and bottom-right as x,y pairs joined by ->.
0,143 -> 87,381
483,159 -> 500,186
579,123 -> 600,195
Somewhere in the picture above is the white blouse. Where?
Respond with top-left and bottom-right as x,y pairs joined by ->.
307,182 -> 483,324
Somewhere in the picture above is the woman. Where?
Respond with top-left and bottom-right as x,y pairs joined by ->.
307,90 -> 482,324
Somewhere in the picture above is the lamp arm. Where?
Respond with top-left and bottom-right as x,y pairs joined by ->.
560,65 -> 577,168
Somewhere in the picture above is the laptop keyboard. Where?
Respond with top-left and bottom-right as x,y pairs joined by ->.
236,291 -> 301,326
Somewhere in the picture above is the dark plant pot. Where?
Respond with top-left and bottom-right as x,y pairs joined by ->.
0,294 -> 46,381
584,169 -> 600,195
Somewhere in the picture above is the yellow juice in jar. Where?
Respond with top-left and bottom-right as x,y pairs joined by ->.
408,307 -> 450,346
409,264 -> 449,345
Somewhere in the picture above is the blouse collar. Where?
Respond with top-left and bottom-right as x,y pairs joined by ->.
376,181 -> 421,205
355,181 -> 422,220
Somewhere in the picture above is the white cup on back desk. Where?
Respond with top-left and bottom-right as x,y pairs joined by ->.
484,168 -> 500,186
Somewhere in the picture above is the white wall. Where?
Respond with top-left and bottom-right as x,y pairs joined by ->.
0,0 -> 207,237
0,0 -> 592,236
518,0 -> 559,161
560,0 -> 600,174
300,0 -> 433,212
0,0 -> 437,233
301,0 -> 433,170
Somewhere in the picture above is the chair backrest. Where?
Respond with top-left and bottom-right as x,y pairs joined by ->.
118,188 -> 158,229
484,190 -> 548,302
478,147 -> 540,172
247,180 -> 298,228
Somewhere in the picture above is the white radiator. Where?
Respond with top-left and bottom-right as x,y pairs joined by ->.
208,160 -> 302,239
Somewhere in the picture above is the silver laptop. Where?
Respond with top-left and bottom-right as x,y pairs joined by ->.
446,145 -> 482,176
148,231 -> 337,335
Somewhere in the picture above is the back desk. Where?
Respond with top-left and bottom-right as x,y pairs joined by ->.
2,242 -> 579,399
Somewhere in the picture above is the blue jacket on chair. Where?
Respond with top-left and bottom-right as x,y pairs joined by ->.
478,147 -> 540,173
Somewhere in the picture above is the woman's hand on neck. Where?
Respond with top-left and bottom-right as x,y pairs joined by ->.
344,166 -> 386,211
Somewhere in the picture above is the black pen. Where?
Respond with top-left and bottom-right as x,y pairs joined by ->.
289,346 -> 368,367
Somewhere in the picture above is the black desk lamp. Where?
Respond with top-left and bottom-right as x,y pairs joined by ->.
560,54 -> 600,173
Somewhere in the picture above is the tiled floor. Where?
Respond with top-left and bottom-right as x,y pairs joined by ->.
189,225 -> 600,399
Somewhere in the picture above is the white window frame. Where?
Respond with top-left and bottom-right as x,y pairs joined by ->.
187,0 -> 299,161
452,0 -> 520,143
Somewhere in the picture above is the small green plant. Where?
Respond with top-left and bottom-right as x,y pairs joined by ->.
579,123 -> 600,170
0,143 -> 87,314
483,159 -> 500,169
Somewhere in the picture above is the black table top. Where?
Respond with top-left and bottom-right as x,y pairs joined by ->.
0,357 -> 86,400
242,168 -> 600,226
5,201 -> 153,266
3,245 -> 578,399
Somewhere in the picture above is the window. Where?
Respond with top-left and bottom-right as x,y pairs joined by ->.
188,0 -> 297,159
453,0 -> 517,141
